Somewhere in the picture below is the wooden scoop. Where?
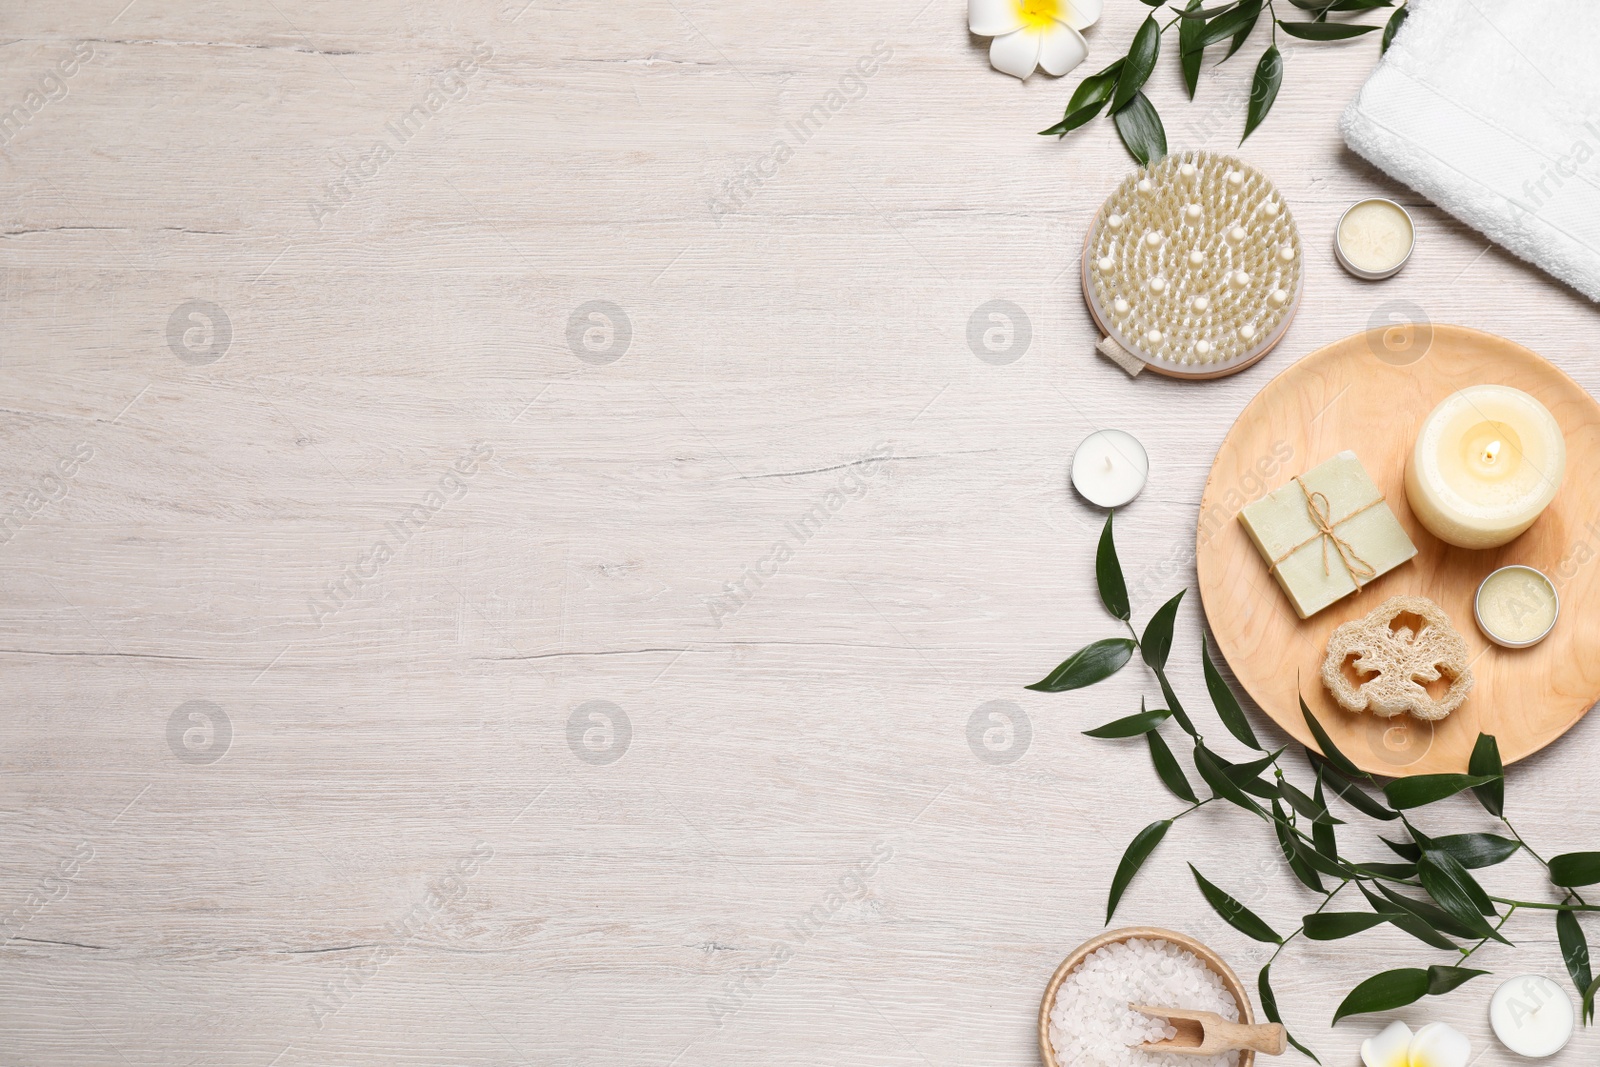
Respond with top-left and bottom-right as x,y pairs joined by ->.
1130,1004 -> 1286,1057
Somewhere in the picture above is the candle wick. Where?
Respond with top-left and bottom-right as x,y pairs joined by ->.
1103,457 -> 1113,472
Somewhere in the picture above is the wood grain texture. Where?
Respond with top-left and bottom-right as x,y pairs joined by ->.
1198,326 -> 1600,776
2,2 -> 1598,1066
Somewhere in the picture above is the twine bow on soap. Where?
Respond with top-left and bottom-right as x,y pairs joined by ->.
1269,476 -> 1379,587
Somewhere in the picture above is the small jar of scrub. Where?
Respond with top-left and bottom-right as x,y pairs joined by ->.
1335,198 -> 1415,279
1475,565 -> 1559,648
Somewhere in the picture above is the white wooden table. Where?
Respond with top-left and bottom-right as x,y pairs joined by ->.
3,2 -> 1597,1064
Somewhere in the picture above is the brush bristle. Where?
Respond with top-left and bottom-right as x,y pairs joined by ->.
1087,152 -> 1302,369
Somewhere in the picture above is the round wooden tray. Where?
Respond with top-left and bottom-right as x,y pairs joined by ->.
1197,325 -> 1600,776
1038,926 -> 1256,1067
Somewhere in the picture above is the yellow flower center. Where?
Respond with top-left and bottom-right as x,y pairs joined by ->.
1015,0 -> 1063,30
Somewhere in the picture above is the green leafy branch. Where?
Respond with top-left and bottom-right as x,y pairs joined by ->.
1039,0 -> 1411,164
1028,513 -> 1600,1056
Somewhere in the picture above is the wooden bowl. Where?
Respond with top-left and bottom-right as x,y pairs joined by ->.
1038,926 -> 1257,1067
1196,326 -> 1600,775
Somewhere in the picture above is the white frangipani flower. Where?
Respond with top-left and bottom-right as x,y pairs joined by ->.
1360,1021 -> 1472,1067
969,0 -> 1103,80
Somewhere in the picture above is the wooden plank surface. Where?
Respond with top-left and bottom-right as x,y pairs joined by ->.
2,2 -> 1597,1065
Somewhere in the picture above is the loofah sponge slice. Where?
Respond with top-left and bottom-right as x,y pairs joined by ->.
1321,595 -> 1474,721
1083,151 -> 1303,379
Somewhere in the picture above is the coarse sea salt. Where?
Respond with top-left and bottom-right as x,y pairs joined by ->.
1049,938 -> 1240,1067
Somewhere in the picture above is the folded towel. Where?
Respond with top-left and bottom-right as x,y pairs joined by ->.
1341,0 -> 1600,301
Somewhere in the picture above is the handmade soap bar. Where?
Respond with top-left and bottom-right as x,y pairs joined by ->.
1239,451 -> 1417,618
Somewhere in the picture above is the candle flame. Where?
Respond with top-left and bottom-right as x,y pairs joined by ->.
1482,439 -> 1501,465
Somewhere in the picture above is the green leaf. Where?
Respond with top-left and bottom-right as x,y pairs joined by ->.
1277,19 -> 1380,39
1108,820 -> 1172,923
1241,45 -> 1282,144
1314,757 -> 1399,821
1467,733 -> 1504,817
1112,91 -> 1167,167
1359,884 -> 1459,950
1111,15 -> 1162,113
1333,966 -> 1488,1022
1094,513 -> 1130,621
1333,968 -> 1429,1022
1156,671 -> 1199,738
1195,744 -> 1265,815
1418,852 -> 1505,941
1352,861 -> 1417,879
1383,773 -> 1500,810
1312,775 -> 1338,860
1557,909 -> 1592,1002
1427,965 -> 1490,996
1179,0 -> 1241,14
1381,2 -> 1409,52
1550,852 -> 1600,888
1382,836 -> 1421,862
1272,799 -> 1325,892
1389,912 -> 1461,951
1085,704 -> 1172,739
1038,99 -> 1108,137
1219,0 -> 1264,61
1040,62 -> 1122,137
1141,590 -> 1185,672
1027,638 -> 1135,692
1225,748 -> 1282,799
1301,697 -> 1363,778
1147,729 -> 1198,803
1584,974 -> 1599,1027
1280,779 -> 1343,825
1374,884 -> 1483,941
1191,0 -> 1261,50
1304,912 -> 1388,940
1179,0 -> 1205,97
1203,638 -> 1260,750
1433,833 -> 1520,869
1191,865 -> 1282,943
1259,964 -> 1320,1062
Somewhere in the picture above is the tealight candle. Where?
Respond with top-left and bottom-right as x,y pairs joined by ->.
1336,198 -> 1415,279
1489,975 -> 1573,1057
1475,565 -> 1559,647
1071,429 -> 1148,509
1404,385 -> 1566,549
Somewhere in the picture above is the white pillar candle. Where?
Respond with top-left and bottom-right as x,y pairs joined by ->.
1336,198 -> 1415,279
1404,385 -> 1566,549
1489,975 -> 1574,1057
1475,565 -> 1559,647
1071,430 -> 1148,508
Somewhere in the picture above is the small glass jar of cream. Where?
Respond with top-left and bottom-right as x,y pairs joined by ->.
1335,198 -> 1415,279
1475,565 -> 1560,648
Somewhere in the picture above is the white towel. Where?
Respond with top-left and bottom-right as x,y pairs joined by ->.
1341,0 -> 1600,301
